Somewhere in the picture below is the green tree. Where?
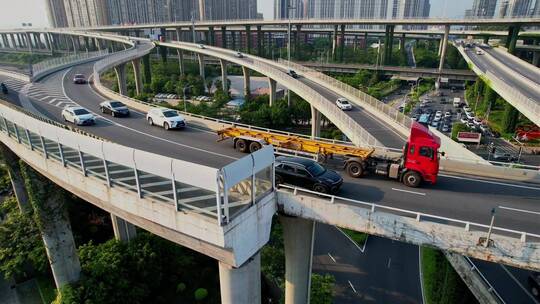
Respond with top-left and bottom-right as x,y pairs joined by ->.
502,103 -> 520,133
310,274 -> 335,304
0,197 -> 48,279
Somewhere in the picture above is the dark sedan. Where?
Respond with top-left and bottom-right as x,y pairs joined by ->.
99,100 -> 130,117
275,156 -> 343,194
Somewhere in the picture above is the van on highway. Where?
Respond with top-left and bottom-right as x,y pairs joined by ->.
453,98 -> 462,107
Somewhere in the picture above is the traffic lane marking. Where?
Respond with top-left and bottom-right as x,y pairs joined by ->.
391,188 -> 426,196
439,174 -> 540,191
327,253 -> 336,263
500,265 -> 540,304
499,206 -> 540,216
348,280 -> 357,293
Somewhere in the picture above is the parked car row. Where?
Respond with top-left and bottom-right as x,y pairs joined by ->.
155,93 -> 178,99
194,95 -> 213,102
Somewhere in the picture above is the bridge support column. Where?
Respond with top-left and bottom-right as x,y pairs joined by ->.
295,25 -> 302,59
242,66 -> 250,98
257,25 -> 262,56
507,25 -> 520,55
0,143 -> 31,212
339,24 -> 345,63
438,25 -> 450,73
20,164 -> 81,289
70,36 -> 78,54
221,26 -> 227,48
310,106 -> 321,139
383,25 -> 395,65
25,33 -> 33,53
208,26 -> 215,46
131,58 -> 143,96
220,59 -> 228,93
268,78 -> 276,106
483,35 -> 490,44
114,63 -> 128,96
332,25 -> 338,61
280,215 -> 315,304
245,25 -> 252,54
177,49 -> 184,75
197,53 -> 206,85
175,27 -> 182,42
111,214 -> 137,242
219,253 -> 261,304
533,51 -> 540,67
438,37 -> 443,56
142,54 -> 152,84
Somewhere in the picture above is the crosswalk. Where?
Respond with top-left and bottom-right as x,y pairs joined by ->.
1,76 -> 78,109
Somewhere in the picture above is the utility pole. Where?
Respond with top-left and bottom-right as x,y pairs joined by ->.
287,4 -> 296,107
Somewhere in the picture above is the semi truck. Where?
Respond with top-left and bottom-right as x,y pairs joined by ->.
217,121 -> 442,188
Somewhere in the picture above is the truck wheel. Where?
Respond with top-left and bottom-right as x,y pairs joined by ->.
347,162 -> 364,178
403,171 -> 421,188
249,142 -> 262,153
235,139 -> 248,153
313,184 -> 328,194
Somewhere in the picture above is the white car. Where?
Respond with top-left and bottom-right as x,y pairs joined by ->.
235,52 -> 244,58
61,106 -> 95,126
473,118 -> 482,125
476,50 -> 484,55
336,98 -> 352,111
146,108 -> 186,130
444,111 -> 452,118
198,44 -> 205,49
463,106 -> 471,112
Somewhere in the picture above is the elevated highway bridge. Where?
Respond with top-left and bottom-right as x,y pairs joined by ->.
0,28 -> 538,304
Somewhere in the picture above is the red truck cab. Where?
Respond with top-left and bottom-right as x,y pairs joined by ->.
403,122 -> 441,186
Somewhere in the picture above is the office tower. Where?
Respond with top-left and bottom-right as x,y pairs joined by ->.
392,0 -> 430,19
199,0 -> 257,20
307,0 -> 389,19
44,0 -> 69,27
533,0 -> 540,16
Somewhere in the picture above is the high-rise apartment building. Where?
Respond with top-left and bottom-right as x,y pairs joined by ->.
274,0 -> 307,19
392,0 -> 430,19
499,0 -> 533,17
107,0 -> 168,25
307,0 -> 389,19
533,0 -> 540,16
199,0 -> 257,20
64,0 -> 110,27
44,0 -> 69,27
470,0 -> 498,18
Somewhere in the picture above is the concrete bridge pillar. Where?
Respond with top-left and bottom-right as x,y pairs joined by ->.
399,34 -> 405,50
94,38 -> 101,50
507,25 -> 520,55
16,34 -> 24,48
219,253 -> 261,304
438,25 -> 450,73
220,59 -> 228,92
533,51 -> 540,67
175,27 -> 182,42
131,58 -> 143,96
177,49 -> 184,75
70,36 -> 78,54
246,25 -> 252,54
111,214 -> 137,242
295,25 -> 302,58
483,35 -> 490,44
257,25 -> 262,56
268,78 -> 276,106
332,25 -> 338,61
25,33 -> 33,52
20,163 -> 81,289
0,143 -> 31,213
197,53 -> 206,85
339,24 -> 346,62
310,106 -> 321,138
44,33 -> 52,52
280,215 -> 315,304
231,31 -> 237,50
383,25 -> 395,65
114,63 -> 128,96
142,54 -> 152,84
242,66 -> 250,98
208,26 -> 215,46
221,26 -> 227,48
438,37 -> 444,56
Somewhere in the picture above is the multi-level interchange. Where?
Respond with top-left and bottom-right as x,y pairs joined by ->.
0,17 -> 539,303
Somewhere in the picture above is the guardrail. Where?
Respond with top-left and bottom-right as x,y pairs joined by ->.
279,59 -> 412,134
462,256 -> 506,303
0,96 -> 274,226
278,184 -> 540,243
31,49 -> 110,82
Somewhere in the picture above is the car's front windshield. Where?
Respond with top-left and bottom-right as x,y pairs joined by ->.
110,101 -> 124,108
73,109 -> 90,115
340,100 -> 349,105
306,163 -> 326,176
163,111 -> 178,118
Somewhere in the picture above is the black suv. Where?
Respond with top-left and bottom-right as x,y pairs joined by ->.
275,156 -> 343,194
529,272 -> 540,299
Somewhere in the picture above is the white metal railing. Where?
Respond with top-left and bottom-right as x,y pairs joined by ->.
463,256 -> 506,304
279,59 -> 413,132
278,184 -> 540,243
32,49 -> 109,77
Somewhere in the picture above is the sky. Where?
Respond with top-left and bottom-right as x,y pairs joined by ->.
0,0 -> 473,29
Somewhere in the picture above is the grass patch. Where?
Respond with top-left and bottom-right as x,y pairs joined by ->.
36,274 -> 56,304
341,229 -> 368,246
421,247 -> 477,304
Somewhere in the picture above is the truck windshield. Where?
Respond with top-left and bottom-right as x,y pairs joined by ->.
306,163 -> 326,176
